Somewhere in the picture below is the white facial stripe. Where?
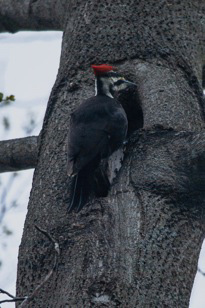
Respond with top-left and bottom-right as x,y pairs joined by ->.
103,84 -> 114,98
111,77 -> 125,83
114,83 -> 127,91
95,77 -> 114,98
95,76 -> 127,98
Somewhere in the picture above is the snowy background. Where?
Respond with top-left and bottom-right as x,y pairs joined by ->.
0,31 -> 204,307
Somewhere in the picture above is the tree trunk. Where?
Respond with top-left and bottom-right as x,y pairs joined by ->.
1,0 -> 205,307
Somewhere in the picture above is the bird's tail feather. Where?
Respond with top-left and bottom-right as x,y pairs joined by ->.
68,157 -> 111,213
68,168 -> 93,213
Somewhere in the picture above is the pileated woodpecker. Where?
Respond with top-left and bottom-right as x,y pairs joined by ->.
67,64 -> 136,213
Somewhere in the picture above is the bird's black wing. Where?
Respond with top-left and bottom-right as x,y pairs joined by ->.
67,96 -> 127,174
67,95 -> 127,212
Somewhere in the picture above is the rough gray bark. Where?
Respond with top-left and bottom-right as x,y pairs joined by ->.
0,136 -> 38,173
0,0 -> 204,307
0,0 -> 68,33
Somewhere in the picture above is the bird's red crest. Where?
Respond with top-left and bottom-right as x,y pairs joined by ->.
91,64 -> 116,75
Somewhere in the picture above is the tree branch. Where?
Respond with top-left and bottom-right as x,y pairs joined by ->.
0,0 -> 68,33
198,268 -> 205,276
0,136 -> 38,173
18,225 -> 60,308
0,225 -> 60,306
0,288 -> 26,304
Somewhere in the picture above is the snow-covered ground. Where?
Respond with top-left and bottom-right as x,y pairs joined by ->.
0,31 -> 204,307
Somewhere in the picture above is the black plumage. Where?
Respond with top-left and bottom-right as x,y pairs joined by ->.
67,95 -> 128,212
67,65 -> 136,213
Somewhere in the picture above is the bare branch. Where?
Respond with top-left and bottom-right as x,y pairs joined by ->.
198,268 -> 205,276
0,288 -> 26,304
0,225 -> 60,306
0,136 -> 38,173
35,225 -> 60,256
0,0 -> 68,33
19,271 -> 53,307
19,225 -> 60,308
0,288 -> 16,299
0,297 -> 27,304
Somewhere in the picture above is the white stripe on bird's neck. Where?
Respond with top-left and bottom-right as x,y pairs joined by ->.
95,77 -> 114,98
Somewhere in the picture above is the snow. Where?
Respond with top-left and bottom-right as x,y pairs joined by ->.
0,30 -> 204,307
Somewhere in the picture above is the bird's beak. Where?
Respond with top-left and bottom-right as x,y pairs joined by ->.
124,80 -> 137,87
